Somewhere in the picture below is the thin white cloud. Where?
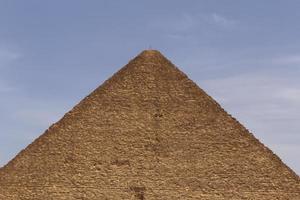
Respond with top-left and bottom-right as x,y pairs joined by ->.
269,143 -> 300,173
12,109 -> 63,127
278,88 -> 300,102
199,72 -> 300,173
149,12 -> 237,40
0,46 -> 20,92
272,54 -> 300,65
8,95 -> 72,128
173,13 -> 196,32
210,13 -> 237,27
0,94 -> 71,167
0,47 -> 20,66
0,81 -> 15,92
202,74 -> 300,118
150,13 -> 197,33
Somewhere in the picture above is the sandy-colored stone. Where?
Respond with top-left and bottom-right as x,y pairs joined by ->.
0,50 -> 299,199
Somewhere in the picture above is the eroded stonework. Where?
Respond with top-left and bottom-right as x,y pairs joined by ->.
0,50 -> 299,199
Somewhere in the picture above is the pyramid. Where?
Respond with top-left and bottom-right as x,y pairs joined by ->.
0,50 -> 299,199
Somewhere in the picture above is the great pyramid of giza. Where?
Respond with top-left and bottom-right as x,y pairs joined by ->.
0,50 -> 299,199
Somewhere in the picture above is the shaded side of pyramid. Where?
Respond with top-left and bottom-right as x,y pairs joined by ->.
0,50 -> 299,200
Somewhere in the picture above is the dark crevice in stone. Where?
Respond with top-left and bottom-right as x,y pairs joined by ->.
111,159 -> 130,166
130,186 -> 146,200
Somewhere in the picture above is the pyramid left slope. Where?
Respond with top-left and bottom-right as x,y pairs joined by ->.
0,50 -> 185,199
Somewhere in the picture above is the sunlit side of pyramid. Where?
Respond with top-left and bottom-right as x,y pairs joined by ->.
0,50 -> 299,199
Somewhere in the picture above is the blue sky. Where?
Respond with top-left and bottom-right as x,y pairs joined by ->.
0,1 -> 299,174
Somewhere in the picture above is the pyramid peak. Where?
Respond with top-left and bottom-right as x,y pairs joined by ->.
140,49 -> 162,56
123,50 -> 176,72
134,49 -> 166,62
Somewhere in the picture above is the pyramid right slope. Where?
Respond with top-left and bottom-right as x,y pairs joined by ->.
0,50 -> 299,199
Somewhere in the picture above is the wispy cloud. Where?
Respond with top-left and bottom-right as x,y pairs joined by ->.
0,46 -> 19,92
171,13 -> 196,32
0,47 -> 20,66
278,88 -> 300,102
150,13 -> 197,35
0,81 -> 15,92
149,12 -> 237,40
12,106 -> 66,128
199,72 -> 300,172
202,74 -> 300,119
271,54 -> 300,65
210,13 -> 237,27
0,94 -> 71,167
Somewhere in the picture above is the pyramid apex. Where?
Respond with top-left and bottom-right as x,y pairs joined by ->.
140,49 -> 162,54
129,49 -> 171,66
138,49 -> 163,58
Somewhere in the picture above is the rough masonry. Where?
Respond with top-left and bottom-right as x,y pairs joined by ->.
0,50 -> 299,199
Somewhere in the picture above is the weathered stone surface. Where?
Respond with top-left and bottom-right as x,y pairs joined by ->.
0,50 -> 299,199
